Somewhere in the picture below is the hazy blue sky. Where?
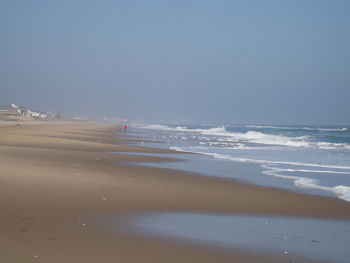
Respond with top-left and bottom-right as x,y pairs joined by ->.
1,0 -> 349,124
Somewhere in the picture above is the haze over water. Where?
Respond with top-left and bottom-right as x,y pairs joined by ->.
1,1 -> 350,124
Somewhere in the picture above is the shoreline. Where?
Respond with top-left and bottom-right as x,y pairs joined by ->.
1,121 -> 350,262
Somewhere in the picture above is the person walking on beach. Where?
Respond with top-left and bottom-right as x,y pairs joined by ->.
123,124 -> 128,135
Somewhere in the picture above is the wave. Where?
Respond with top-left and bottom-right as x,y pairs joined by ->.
137,124 -> 239,138
136,124 -> 190,132
170,146 -> 350,201
138,124 -> 350,150
262,168 -> 350,202
225,131 -> 311,147
302,127 -> 348,132
226,131 -> 350,150
246,125 -> 348,132
139,124 -> 307,146
170,146 -> 350,170
246,125 -> 301,130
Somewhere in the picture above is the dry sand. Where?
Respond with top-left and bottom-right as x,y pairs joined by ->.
1,121 -> 350,262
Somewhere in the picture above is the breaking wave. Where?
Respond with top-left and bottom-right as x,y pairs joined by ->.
139,124 -> 350,150
246,125 -> 348,132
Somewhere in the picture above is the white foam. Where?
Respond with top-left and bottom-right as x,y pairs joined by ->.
138,124 -> 350,150
226,131 -> 349,150
138,124 -> 189,132
246,125 -> 300,130
226,131 -> 310,147
302,127 -> 348,132
171,146 -> 350,170
271,168 -> 350,175
246,125 -> 348,132
262,168 -> 350,202
170,146 -> 350,201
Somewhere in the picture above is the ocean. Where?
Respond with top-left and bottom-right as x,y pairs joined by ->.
131,123 -> 350,202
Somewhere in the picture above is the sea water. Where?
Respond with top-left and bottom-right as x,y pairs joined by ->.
131,123 -> 350,201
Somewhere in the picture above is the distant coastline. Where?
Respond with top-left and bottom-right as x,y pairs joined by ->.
0,103 -> 62,121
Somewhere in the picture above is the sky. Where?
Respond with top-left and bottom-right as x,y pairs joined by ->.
0,0 -> 349,124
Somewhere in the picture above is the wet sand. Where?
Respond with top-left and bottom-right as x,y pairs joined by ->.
1,121 -> 350,262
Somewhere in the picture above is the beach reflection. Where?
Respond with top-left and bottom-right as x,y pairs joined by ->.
115,213 -> 350,263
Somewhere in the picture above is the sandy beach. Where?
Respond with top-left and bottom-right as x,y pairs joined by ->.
1,121 -> 350,263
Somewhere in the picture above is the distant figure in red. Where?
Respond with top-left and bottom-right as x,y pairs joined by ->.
123,124 -> 128,134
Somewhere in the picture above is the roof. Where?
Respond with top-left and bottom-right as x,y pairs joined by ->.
0,105 -> 16,111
